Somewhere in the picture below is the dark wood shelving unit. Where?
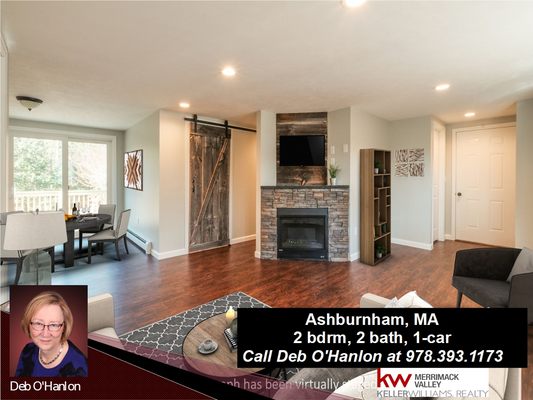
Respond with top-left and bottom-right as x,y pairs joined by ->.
360,149 -> 391,265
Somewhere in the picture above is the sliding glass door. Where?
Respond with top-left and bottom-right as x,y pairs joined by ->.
12,134 -> 111,212
68,141 -> 108,214
13,137 -> 63,211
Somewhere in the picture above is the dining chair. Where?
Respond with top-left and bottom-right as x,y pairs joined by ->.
78,204 -> 116,252
87,209 -> 131,264
1,211 -> 56,284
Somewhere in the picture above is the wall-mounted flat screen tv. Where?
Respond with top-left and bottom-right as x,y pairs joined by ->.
279,135 -> 326,166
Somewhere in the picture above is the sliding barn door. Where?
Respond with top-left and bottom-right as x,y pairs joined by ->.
189,123 -> 230,252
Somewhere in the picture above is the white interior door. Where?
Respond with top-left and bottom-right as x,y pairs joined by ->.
455,126 -> 516,247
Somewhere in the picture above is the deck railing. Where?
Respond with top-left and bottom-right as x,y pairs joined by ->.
14,190 -> 107,213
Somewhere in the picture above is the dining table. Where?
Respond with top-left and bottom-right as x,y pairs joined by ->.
62,214 -> 112,267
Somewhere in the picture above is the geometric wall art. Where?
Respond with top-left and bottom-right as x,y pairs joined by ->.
124,149 -> 143,190
395,148 -> 425,177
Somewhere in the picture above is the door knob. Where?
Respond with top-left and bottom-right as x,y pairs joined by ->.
457,192 -> 462,197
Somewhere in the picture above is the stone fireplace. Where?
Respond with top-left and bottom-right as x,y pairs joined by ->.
261,186 -> 349,261
277,208 -> 328,260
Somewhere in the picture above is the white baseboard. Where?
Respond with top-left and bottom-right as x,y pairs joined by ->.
230,234 -> 256,245
445,234 -> 455,241
254,250 -> 261,259
392,238 -> 433,251
349,252 -> 360,261
151,248 -> 188,260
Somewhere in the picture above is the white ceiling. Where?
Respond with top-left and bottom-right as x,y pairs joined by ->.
4,1 -> 533,130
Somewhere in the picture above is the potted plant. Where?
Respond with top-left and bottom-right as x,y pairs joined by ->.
375,244 -> 386,259
328,164 -> 340,185
374,161 -> 382,174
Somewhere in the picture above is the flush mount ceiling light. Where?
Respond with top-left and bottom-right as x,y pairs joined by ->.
222,66 -> 236,77
16,96 -> 43,111
435,83 -> 450,92
179,102 -> 190,109
342,0 -> 367,8
464,112 -> 476,118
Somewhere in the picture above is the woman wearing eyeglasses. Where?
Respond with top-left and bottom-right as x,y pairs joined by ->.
15,291 -> 88,377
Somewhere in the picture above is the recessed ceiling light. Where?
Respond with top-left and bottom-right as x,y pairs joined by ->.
342,0 -> 367,7
179,102 -> 190,109
222,66 -> 236,77
435,83 -> 450,92
464,112 -> 476,118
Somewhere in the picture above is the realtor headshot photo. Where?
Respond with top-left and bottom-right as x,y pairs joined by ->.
9,285 -> 88,377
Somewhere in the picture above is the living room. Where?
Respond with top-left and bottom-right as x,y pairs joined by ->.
1,2 -> 532,399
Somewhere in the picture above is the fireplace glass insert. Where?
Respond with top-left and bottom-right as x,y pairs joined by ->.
277,208 -> 328,260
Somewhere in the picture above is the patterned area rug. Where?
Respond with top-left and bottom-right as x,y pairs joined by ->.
120,292 -> 268,355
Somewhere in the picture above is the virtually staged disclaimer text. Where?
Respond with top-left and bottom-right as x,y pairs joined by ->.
237,308 -> 527,368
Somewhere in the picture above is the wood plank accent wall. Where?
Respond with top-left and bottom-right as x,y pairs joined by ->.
276,112 -> 328,185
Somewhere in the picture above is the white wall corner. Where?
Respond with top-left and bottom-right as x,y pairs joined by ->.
349,252 -> 360,262
254,250 -> 261,259
392,237 -> 433,251
444,234 -> 455,241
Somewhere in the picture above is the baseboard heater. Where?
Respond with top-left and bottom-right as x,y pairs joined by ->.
127,229 -> 152,254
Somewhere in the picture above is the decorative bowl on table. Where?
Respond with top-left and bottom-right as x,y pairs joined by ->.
64,214 -> 77,221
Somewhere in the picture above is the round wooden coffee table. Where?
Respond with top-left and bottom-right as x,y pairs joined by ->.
183,313 -> 262,378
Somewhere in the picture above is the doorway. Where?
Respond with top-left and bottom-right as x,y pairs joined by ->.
452,123 -> 516,247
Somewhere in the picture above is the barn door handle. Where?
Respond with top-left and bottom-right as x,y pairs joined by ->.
192,179 -> 195,193
457,192 -> 462,197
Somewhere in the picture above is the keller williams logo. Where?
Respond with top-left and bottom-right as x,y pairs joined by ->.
377,368 -> 413,387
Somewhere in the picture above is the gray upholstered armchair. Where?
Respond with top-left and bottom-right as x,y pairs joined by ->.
452,247 -> 533,324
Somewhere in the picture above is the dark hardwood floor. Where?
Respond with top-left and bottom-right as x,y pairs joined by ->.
49,239 -> 531,399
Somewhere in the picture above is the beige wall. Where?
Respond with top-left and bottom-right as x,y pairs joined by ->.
124,111 -> 160,251
158,110 -> 189,255
349,107 -> 390,258
516,99 -> 533,248
390,116 -> 433,249
230,129 -> 256,243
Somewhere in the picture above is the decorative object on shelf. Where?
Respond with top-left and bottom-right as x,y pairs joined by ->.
3,211 -> 66,285
124,149 -> 143,190
374,160 -> 382,174
375,244 -> 385,259
395,148 -> 425,177
328,164 -> 340,185
225,306 -> 236,327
